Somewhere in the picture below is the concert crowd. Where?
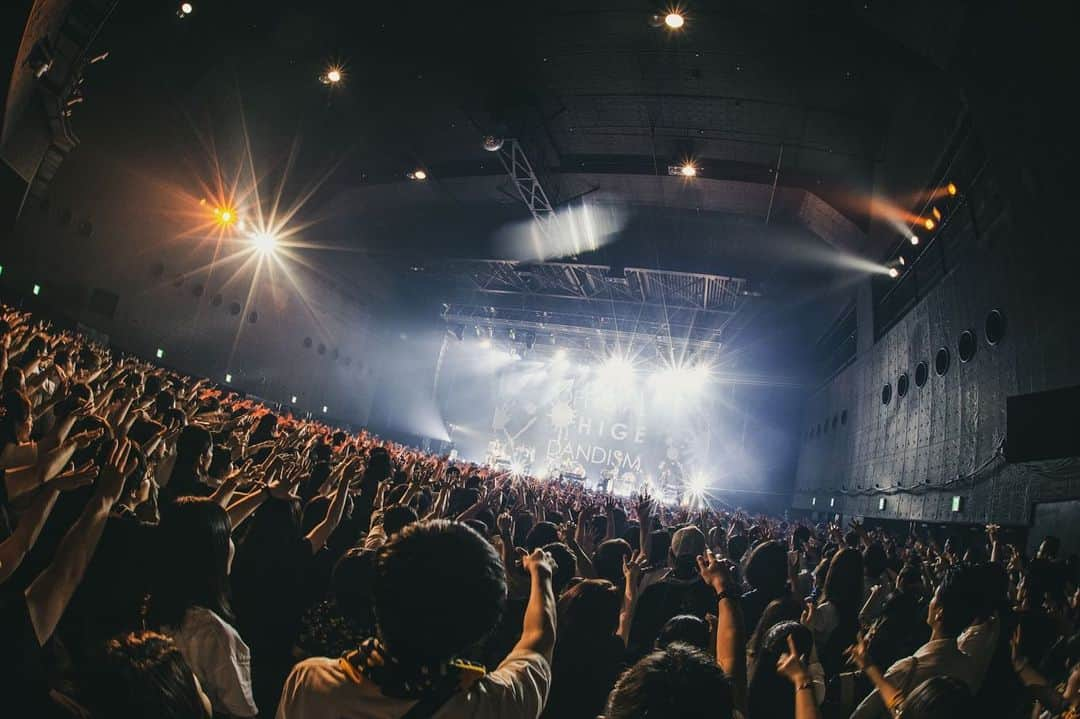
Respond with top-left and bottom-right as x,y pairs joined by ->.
1,304 -> 1078,719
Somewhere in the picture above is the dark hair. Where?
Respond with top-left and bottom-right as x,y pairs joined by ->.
649,529 -> 672,563
745,540 -> 788,594
557,579 -> 621,643
79,632 -> 209,719
144,374 -> 164,397
863,542 -> 888,578
594,539 -> 633,588
332,549 -> 377,629
1,367 -> 24,393
898,563 -> 923,588
727,534 -> 749,564
934,567 -> 978,637
748,621 -> 814,719
656,614 -> 710,651
384,505 -> 419,537
791,525 -> 811,551
748,596 -> 803,660
251,413 -> 278,444
901,676 -> 973,719
524,521 -> 559,551
605,644 -> 733,719
373,520 -> 506,665
543,541 -> 577,596
175,425 -> 212,467
154,390 -> 176,415
0,390 -> 31,448
150,498 -> 233,627
821,548 -> 864,618
1039,535 -> 1061,559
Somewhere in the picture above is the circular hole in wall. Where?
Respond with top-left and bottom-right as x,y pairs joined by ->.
897,373 -> 910,398
915,361 -> 929,387
882,383 -> 892,405
985,309 -> 1006,345
935,347 -> 951,376
958,330 -> 977,363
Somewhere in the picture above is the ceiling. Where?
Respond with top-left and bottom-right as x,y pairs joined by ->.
3,0 -> 961,380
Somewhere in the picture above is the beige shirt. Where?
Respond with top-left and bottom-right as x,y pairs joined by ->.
851,638 -> 978,719
168,606 -> 258,718
277,649 -> 551,719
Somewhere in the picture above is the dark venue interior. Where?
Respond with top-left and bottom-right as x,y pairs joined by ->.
1,2 -> 1078,718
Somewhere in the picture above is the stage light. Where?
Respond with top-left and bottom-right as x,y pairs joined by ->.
600,356 -> 635,383
214,206 -> 237,227
178,2 -> 193,16
898,255 -> 906,266
291,395 -> 297,403
479,338 -> 492,348
156,348 -> 165,359
251,231 -> 278,255
680,163 -> 697,177
909,234 -> 920,245
408,169 -> 428,181
510,461 -> 525,476
553,348 -> 567,362
32,284 -> 41,296
664,12 -> 685,29
322,405 -> 328,413
931,206 -> 942,221
888,267 -> 900,278
689,473 -> 708,493
923,217 -> 935,230
482,136 -> 504,152
225,372 -> 232,383
947,182 -> 958,196
325,67 -> 342,84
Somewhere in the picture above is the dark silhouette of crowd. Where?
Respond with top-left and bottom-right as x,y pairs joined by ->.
1,305 -> 1077,718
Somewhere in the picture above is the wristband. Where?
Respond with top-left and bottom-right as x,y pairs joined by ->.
716,591 -> 734,603
796,679 -> 814,692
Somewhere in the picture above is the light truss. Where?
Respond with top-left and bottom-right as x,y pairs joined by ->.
443,259 -> 748,314
494,139 -> 556,233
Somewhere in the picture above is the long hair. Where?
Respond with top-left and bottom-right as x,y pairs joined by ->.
150,498 -> 233,628
748,621 -> 815,719
0,389 -> 31,448
820,547 -> 864,619
556,579 -> 621,645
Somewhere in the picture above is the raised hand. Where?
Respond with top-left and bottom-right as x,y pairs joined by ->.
497,511 -> 515,539
696,549 -> 736,595
49,461 -> 99,492
518,547 -> 556,579
67,428 -> 104,450
777,634 -> 811,685
97,439 -> 133,503
845,631 -> 874,671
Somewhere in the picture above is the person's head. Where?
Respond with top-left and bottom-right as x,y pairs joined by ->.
121,446 -> 153,509
648,529 -> 672,563
557,579 -> 621,643
252,413 -> 278,441
525,521 -> 559,551
604,643 -> 733,719
332,548 -> 377,629
143,373 -> 164,398
748,621 -> 815,719
745,540 -> 788,595
2,366 -> 25,393
900,676 -> 973,719
928,567 -> 978,638
154,389 -> 176,416
0,390 -> 33,445
543,541 -> 577,596
748,596 -> 803,659
655,615 -> 710,651
791,525 -> 811,552
863,542 -> 888,579
383,505 -> 419,537
896,563 -> 925,595
969,561 -> 1010,621
727,533 -> 749,564
175,425 -> 213,472
821,547 -> 864,615
594,538 -> 633,587
152,498 -> 233,627
79,632 -> 211,719
669,525 -> 707,575
373,520 -> 505,666
1039,535 -> 1062,561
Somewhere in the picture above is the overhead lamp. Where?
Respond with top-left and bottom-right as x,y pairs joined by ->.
482,136 -> 504,152
322,405 -> 328,413
888,267 -> 900,279
325,67 -> 342,84
909,234 -> 920,245
946,182 -> 958,196
931,206 -> 942,221
680,163 -> 697,177
664,12 -> 685,29
291,395 -> 298,403
407,169 -> 428,181
178,2 -> 193,17
225,372 -> 232,383
923,217 -> 935,231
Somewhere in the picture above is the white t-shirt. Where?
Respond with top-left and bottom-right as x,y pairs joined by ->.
277,649 -> 551,719
168,606 -> 258,718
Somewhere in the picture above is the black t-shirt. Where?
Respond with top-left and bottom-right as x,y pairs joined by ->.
0,591 -> 50,715
628,574 -> 717,657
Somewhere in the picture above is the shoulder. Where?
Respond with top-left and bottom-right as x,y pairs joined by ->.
181,608 -> 247,654
287,656 -> 350,691
452,650 -> 551,718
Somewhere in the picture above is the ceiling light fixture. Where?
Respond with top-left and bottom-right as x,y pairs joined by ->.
664,12 -> 685,29
178,2 -> 193,17
482,136 -> 504,152
407,169 -> 428,181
